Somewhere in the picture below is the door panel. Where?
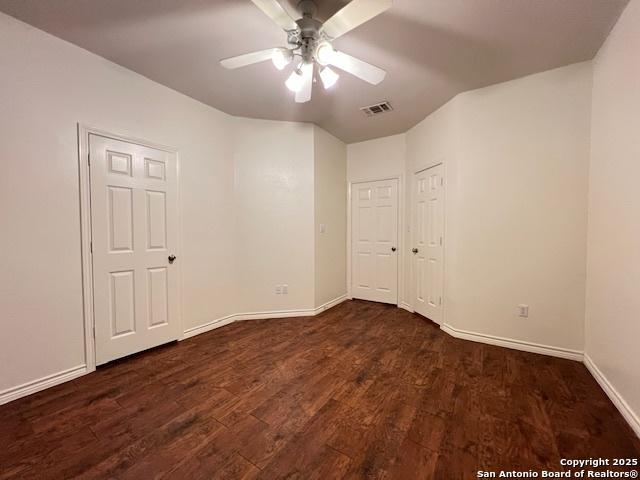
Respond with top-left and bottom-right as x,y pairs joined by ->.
108,187 -> 134,252
412,165 -> 444,323
148,267 -> 169,327
146,190 -> 167,250
376,205 -> 394,241
90,134 -> 179,365
356,253 -> 372,288
416,257 -> 425,303
375,253 -> 393,292
110,270 -> 136,337
351,179 -> 399,304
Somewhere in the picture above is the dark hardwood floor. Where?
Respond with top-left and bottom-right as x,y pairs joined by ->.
1,300 -> 638,479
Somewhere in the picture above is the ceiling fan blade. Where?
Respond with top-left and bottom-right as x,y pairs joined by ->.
251,0 -> 298,32
220,48 -> 275,69
329,51 -> 386,85
295,63 -> 314,103
321,0 -> 392,40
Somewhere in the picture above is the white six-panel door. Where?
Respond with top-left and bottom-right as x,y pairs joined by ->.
412,165 -> 444,323
89,134 -> 180,365
351,179 -> 399,304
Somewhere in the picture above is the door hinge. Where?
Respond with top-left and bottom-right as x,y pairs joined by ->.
87,152 -> 91,166
92,325 -> 95,338
439,236 -> 443,246
440,177 -> 444,186
439,296 -> 442,306
90,241 -> 93,253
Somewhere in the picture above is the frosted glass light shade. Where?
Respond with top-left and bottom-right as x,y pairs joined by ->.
285,69 -> 304,92
272,48 -> 292,70
315,42 -> 336,66
320,66 -> 339,89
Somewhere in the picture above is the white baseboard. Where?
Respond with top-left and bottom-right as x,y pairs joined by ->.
0,364 -> 87,406
182,294 -> 349,340
583,354 -> 640,438
234,308 -> 316,322
399,301 -> 414,313
313,294 -> 348,315
441,323 -> 584,361
182,314 -> 237,339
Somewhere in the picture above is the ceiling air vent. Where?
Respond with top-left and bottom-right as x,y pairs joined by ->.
360,101 -> 393,117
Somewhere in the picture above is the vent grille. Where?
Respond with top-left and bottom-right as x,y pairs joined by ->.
360,101 -> 393,117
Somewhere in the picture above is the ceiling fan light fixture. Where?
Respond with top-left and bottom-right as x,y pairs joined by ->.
271,48 -> 292,70
285,68 -> 304,92
320,66 -> 339,89
315,42 -> 336,66
221,0 -> 391,102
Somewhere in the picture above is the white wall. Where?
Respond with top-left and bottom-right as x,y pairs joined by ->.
233,118 -> 315,313
314,126 -> 347,307
585,0 -> 640,433
0,12 -> 236,394
448,62 -> 592,353
347,134 -> 406,182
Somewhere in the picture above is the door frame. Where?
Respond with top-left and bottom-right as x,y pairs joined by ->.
347,175 -> 404,306
78,124 -> 183,372
409,162 -> 446,322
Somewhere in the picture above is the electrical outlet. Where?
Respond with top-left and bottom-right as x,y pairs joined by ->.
275,285 -> 282,294
517,304 -> 529,318
282,284 -> 288,294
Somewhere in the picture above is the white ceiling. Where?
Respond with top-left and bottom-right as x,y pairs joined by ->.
0,0 -> 628,143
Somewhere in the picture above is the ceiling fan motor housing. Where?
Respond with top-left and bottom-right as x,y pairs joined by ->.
296,16 -> 322,63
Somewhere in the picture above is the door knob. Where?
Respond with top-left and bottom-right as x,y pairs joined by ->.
412,248 -> 419,254
391,247 -> 396,252
168,255 -> 176,264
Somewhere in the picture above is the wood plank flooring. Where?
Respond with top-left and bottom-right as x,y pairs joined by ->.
1,300 -> 638,479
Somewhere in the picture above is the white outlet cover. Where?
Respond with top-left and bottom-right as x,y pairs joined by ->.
518,304 -> 529,317
319,224 -> 326,234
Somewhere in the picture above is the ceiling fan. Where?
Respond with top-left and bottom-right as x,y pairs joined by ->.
220,0 -> 392,103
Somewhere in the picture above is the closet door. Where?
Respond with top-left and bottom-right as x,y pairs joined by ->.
412,164 -> 444,323
351,179 -> 399,304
